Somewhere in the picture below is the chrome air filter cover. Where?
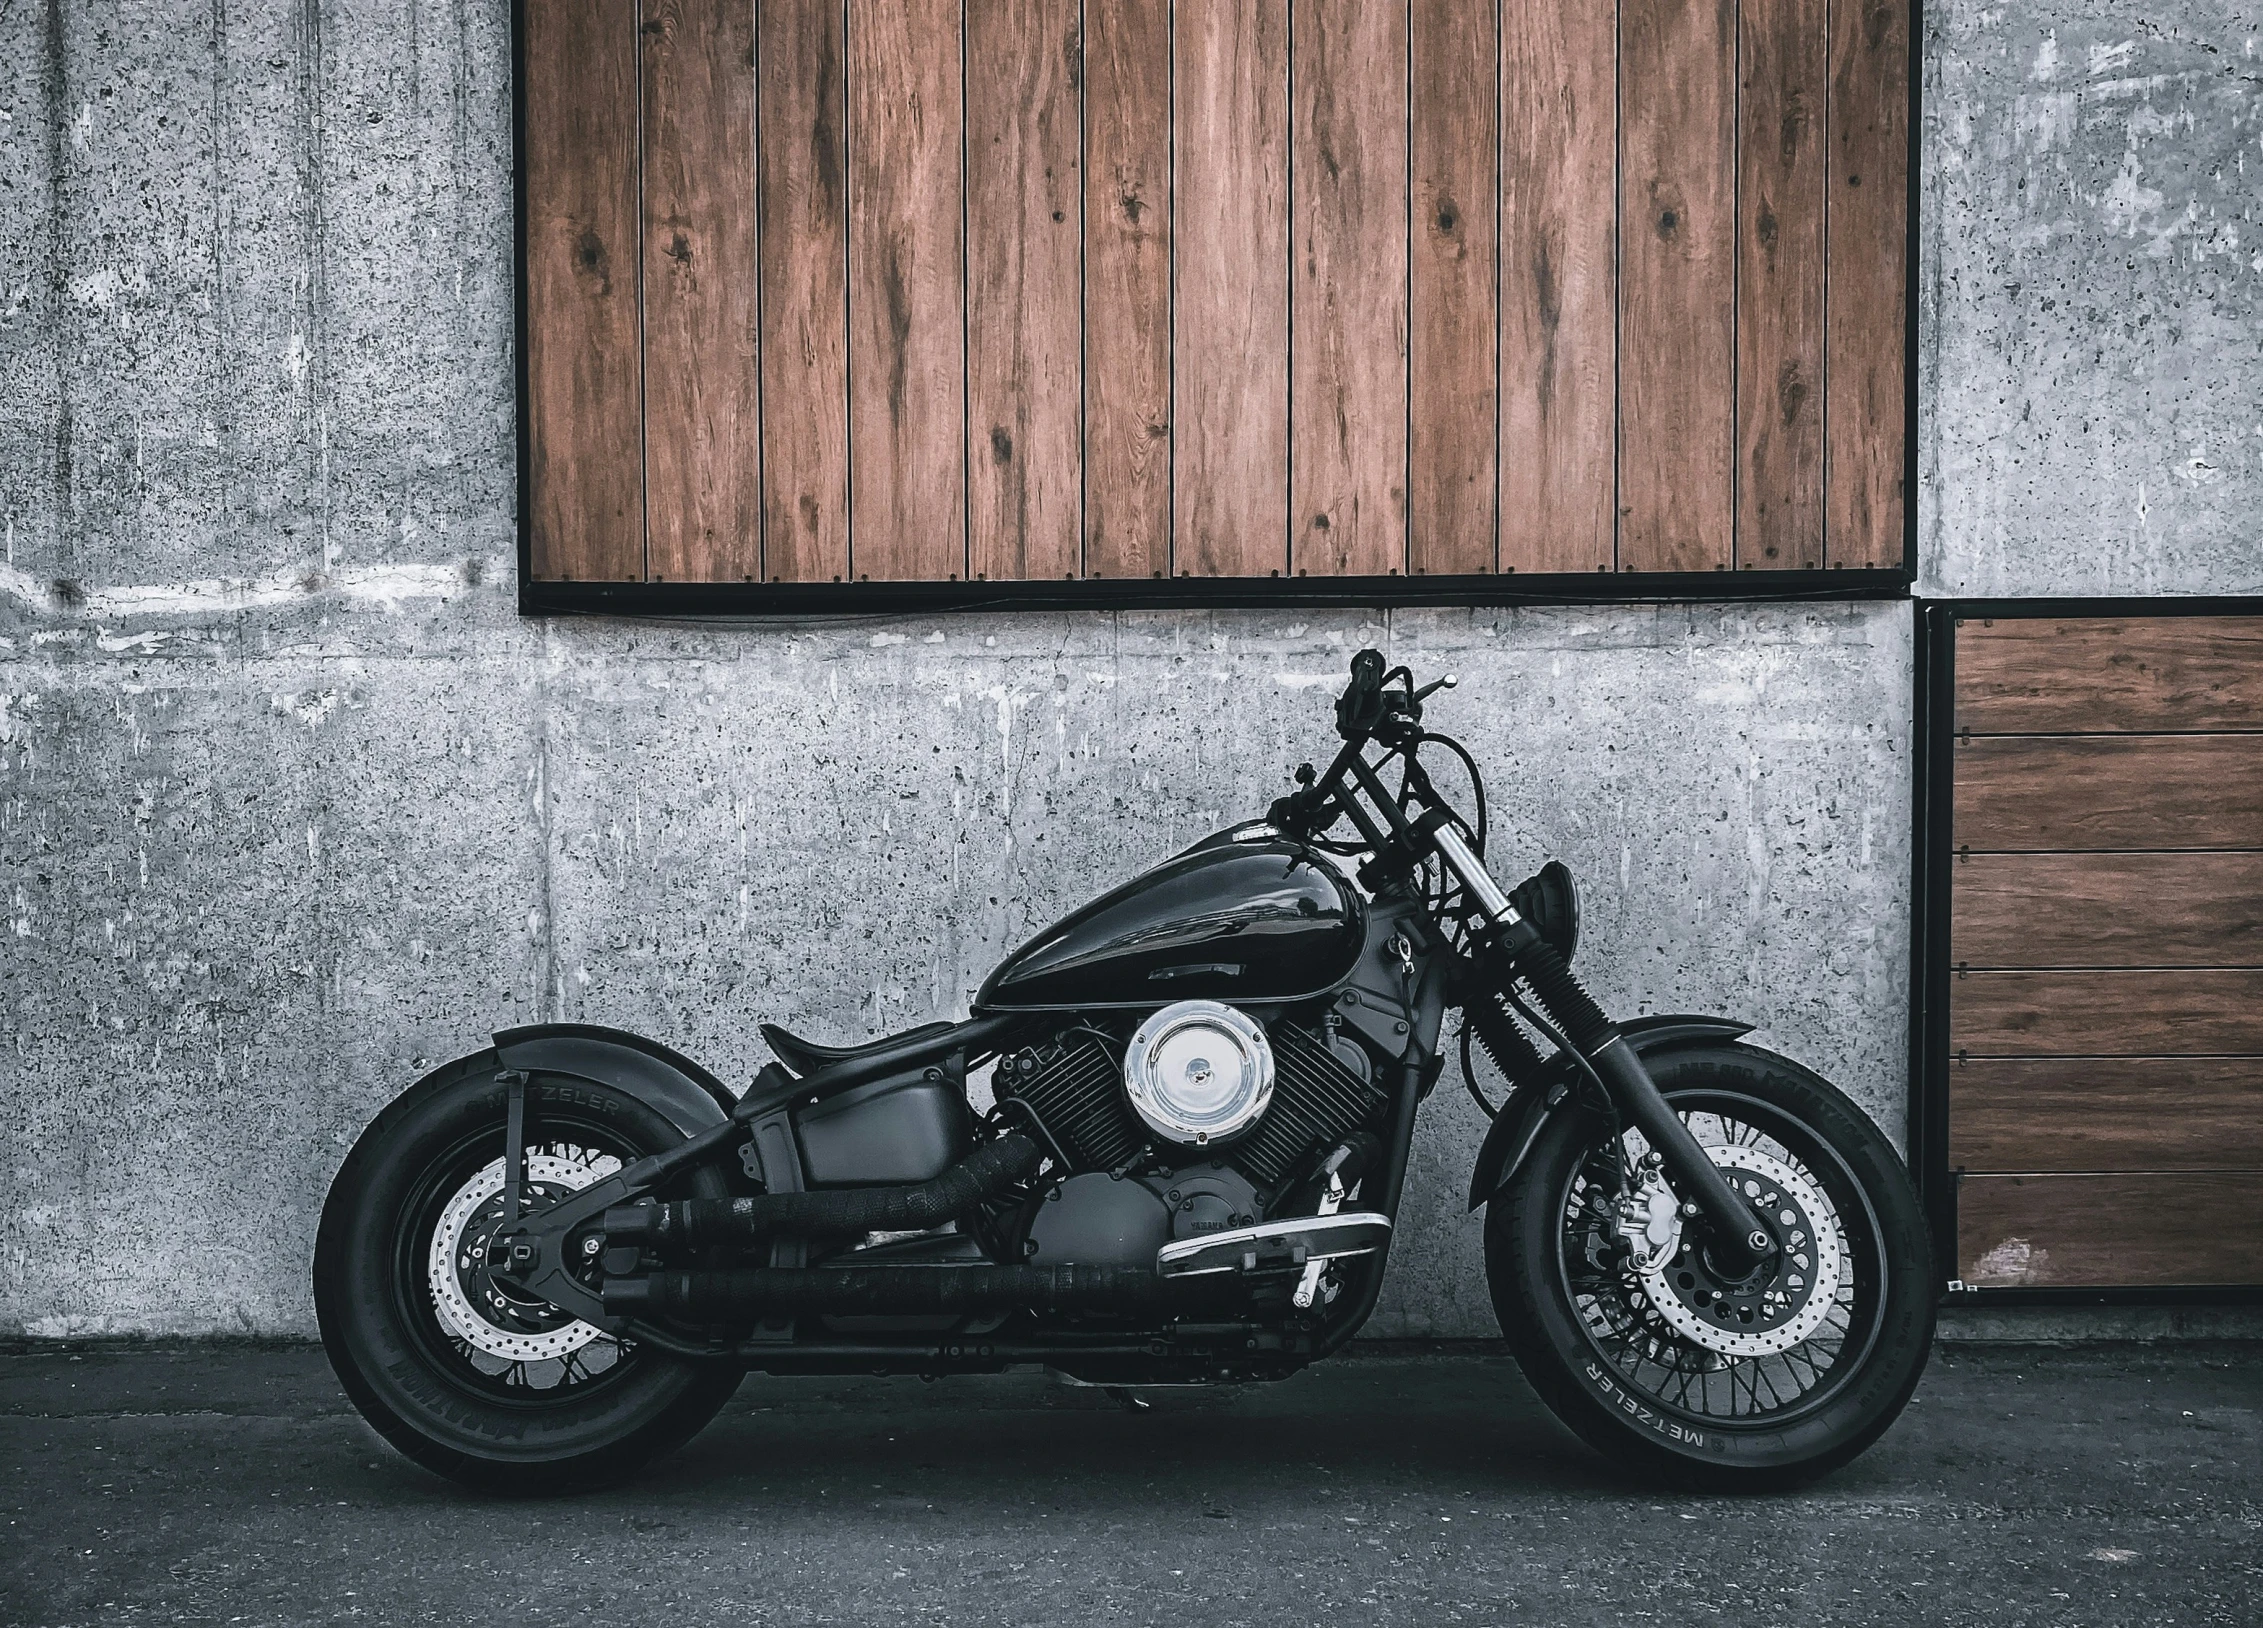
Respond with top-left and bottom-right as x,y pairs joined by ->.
1123,1000 -> 1276,1147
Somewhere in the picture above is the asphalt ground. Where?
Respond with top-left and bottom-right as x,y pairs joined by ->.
3,1341 -> 2257,1627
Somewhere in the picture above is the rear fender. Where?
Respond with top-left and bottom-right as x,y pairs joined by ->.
492,1023 -> 737,1139
1464,1015 -> 1754,1212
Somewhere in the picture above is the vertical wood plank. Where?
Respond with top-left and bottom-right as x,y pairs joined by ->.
1409,0 -> 1497,577
1736,0 -> 1826,569
1618,0 -> 1736,573
1826,0 -> 1908,569
1290,0 -> 1408,578
524,0 -> 643,581
1083,0 -> 1172,581
966,0 -> 1083,582
848,0 -> 966,581
758,0 -> 850,583
1500,0 -> 1616,574
642,0 -> 759,582
1175,0 -> 1288,577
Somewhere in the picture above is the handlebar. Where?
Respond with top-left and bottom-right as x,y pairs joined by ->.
1272,649 -> 1486,890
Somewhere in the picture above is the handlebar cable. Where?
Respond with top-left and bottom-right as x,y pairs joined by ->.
1457,1014 -> 1500,1120
1415,731 -> 1489,860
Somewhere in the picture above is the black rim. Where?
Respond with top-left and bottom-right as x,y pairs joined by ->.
1553,1087 -> 1889,1430
389,1109 -> 646,1404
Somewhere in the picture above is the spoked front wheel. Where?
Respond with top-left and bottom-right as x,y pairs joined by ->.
1488,1044 -> 1933,1490
314,1055 -> 742,1492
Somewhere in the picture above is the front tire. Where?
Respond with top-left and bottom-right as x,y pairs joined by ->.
314,1053 -> 742,1492
1487,1044 -> 1933,1491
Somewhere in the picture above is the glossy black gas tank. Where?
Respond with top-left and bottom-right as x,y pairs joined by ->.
974,838 -> 1365,1012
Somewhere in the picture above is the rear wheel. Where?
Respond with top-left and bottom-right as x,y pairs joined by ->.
1488,1045 -> 1933,1491
314,1054 -> 742,1492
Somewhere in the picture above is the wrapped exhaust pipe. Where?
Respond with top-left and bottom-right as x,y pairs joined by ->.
602,1132 -> 1043,1251
605,1262 -> 1240,1318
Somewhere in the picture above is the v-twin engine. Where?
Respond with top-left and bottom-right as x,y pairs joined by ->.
998,1010 -> 1388,1198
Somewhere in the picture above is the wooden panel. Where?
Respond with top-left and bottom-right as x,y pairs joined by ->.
1617,0 -> 1735,573
1408,0 -> 1496,577
967,0 -> 1083,582
1174,0 -> 1289,577
524,0 -> 642,582
1953,736 -> 2263,853
1824,0 -> 1907,568
1950,1059 -> 2263,1173
848,0 -> 966,581
1735,0 -> 1825,569
1290,0 -> 1407,578
1954,852 -> 2263,969
1957,617 -> 2263,735
1953,969 -> 2263,1058
643,0 -> 759,582
1083,0 -> 1172,581
1959,1174 -> 2263,1287
758,0 -> 850,583
1500,0 -> 1615,574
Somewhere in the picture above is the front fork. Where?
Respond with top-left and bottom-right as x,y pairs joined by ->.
1431,826 -> 1774,1278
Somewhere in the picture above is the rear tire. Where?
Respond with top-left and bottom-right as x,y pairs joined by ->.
1487,1044 -> 1933,1491
314,1053 -> 742,1493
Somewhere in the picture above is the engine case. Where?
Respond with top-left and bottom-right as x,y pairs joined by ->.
998,1013 -> 1389,1204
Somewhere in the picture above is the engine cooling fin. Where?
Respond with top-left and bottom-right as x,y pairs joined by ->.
1233,1024 -> 1390,1192
997,1038 -> 1142,1173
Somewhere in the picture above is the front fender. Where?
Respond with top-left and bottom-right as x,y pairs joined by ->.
1464,1015 -> 1753,1211
492,1022 -> 737,1138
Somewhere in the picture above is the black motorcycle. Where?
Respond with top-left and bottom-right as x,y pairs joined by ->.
316,650 -> 1932,1492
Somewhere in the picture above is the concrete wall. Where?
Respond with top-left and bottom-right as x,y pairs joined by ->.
0,595 -> 1914,1338
1921,2 -> 2263,597
0,0 -> 2022,1341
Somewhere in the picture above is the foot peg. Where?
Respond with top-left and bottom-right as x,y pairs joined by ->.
1154,1212 -> 1392,1279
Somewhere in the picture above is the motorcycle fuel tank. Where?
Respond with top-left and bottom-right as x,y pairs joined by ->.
974,838 -> 1365,1011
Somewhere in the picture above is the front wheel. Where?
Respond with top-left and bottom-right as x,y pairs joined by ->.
314,1054 -> 743,1492
1487,1044 -> 1933,1491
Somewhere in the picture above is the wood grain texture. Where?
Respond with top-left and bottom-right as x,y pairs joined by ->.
1290,0 -> 1407,578
1958,1174 -> 2263,1287
1950,1058 -> 2263,1172
524,0 -> 643,582
1956,617 -> 2263,735
1953,851 -> 2263,969
1735,0 -> 1825,569
1617,0 -> 1736,574
1174,0 -> 1289,577
642,0 -> 759,582
758,0 -> 850,583
967,0 -> 1083,582
1954,736 -> 2263,853
1499,0 -> 1615,574
1083,0 -> 1172,581
1824,0 -> 1907,568
1408,0 -> 1495,577
848,0 -> 966,581
1952,969 -> 2263,1057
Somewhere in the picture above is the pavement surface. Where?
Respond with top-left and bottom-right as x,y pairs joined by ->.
2,1341 -> 2258,1627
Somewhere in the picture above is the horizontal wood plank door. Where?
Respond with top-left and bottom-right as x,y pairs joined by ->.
1949,616 -> 2263,1289
522,1 -> 1910,587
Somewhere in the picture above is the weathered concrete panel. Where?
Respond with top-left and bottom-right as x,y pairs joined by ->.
1922,4 -> 2263,597
2,595 -> 1910,1338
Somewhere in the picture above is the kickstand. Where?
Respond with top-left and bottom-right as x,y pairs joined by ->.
1105,1386 -> 1151,1413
